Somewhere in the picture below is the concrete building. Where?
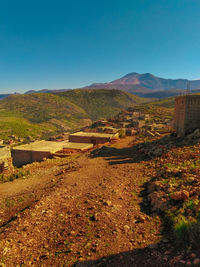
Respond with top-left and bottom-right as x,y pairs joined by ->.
0,146 -> 13,173
174,94 -> 200,136
69,131 -> 119,144
11,140 -> 93,167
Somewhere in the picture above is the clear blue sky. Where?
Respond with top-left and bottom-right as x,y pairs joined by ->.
0,0 -> 200,93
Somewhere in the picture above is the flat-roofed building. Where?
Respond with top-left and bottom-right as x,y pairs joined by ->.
69,131 -> 119,144
11,140 -> 93,167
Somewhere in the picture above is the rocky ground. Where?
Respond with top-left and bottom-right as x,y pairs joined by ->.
0,136 -> 199,266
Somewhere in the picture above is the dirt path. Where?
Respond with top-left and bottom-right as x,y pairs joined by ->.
0,138 -> 173,266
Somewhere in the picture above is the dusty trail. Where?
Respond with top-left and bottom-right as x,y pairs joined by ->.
0,139 -> 170,266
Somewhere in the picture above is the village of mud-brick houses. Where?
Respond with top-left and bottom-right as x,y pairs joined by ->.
0,94 -> 200,174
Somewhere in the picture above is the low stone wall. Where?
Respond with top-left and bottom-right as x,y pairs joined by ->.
11,150 -> 52,167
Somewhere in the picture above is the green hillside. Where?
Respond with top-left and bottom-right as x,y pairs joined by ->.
132,92 -> 200,119
0,89 -> 147,140
133,97 -> 175,119
0,93 -> 88,123
138,93 -> 200,112
56,89 -> 148,120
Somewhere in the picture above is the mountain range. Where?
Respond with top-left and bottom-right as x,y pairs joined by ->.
85,72 -> 200,97
2,72 -> 200,99
25,89 -> 72,94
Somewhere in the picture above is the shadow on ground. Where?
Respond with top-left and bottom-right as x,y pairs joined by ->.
72,244 -> 173,267
71,135 -> 200,266
90,134 -> 199,165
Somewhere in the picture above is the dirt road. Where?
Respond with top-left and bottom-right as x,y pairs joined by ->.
0,138 -> 174,266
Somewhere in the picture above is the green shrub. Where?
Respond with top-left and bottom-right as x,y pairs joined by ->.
0,170 -> 30,183
171,215 -> 200,248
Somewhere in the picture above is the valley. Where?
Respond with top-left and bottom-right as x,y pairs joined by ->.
0,89 -> 199,266
0,89 -> 148,141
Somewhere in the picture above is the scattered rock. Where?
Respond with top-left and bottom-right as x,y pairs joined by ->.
103,200 -> 112,206
171,190 -> 189,200
70,231 -> 76,235
148,191 -> 169,211
123,225 -> 130,233
136,215 -> 146,223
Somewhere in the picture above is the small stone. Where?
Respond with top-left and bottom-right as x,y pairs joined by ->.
124,225 -> 130,232
164,250 -> 170,255
70,231 -> 76,235
103,200 -> 112,206
115,228 -> 121,233
193,258 -> 200,265
180,260 -> 186,264
137,215 -> 145,223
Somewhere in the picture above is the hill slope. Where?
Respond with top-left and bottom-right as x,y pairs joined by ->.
0,89 -> 147,140
55,89 -> 147,120
0,93 -> 90,140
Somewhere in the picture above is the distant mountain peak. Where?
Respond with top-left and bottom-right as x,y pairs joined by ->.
123,72 -> 139,77
84,72 -> 200,96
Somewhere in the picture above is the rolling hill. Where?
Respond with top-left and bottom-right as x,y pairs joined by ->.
55,89 -> 147,120
0,89 -> 147,140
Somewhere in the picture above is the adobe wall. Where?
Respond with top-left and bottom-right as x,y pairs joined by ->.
174,96 -> 186,136
11,150 -> 51,167
69,135 -> 111,144
185,95 -> 200,134
174,95 -> 200,136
